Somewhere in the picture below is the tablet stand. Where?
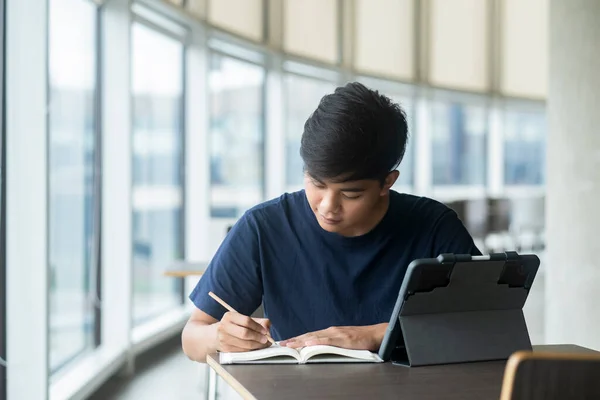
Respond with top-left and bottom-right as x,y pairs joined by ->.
390,252 -> 535,367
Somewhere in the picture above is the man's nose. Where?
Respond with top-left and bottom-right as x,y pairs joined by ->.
320,192 -> 340,215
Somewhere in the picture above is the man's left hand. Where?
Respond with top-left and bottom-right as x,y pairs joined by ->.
279,323 -> 388,352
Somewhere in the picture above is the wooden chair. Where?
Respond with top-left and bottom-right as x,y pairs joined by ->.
500,350 -> 600,400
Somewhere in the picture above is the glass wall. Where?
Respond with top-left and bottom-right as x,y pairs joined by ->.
6,1 -> 550,397
209,54 -> 265,217
131,23 -> 184,324
284,73 -> 336,190
504,108 -> 546,185
431,100 -> 488,186
47,0 -> 98,372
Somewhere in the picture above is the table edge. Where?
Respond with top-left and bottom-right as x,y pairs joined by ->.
162,271 -> 204,277
207,354 -> 258,400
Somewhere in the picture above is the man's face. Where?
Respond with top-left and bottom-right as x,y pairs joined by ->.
304,172 -> 398,237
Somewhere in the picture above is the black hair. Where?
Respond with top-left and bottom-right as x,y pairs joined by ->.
300,81 -> 408,183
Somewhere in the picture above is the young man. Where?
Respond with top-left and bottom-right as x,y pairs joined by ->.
182,82 -> 480,362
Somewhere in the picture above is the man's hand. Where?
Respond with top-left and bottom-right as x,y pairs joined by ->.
216,312 -> 272,353
279,323 -> 388,352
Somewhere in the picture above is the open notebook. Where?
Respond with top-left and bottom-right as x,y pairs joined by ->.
219,343 -> 384,365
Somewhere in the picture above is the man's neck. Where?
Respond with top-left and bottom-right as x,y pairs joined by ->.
341,195 -> 391,237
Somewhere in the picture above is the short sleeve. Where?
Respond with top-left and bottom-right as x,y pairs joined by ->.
188,212 -> 263,320
431,209 -> 482,256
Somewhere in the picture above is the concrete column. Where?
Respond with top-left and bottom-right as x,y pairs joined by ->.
545,0 -> 600,350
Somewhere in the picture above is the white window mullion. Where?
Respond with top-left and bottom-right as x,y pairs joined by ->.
6,0 -> 49,398
488,100 -> 504,196
414,90 -> 432,196
265,55 -> 285,200
100,0 -> 132,356
185,25 -> 211,294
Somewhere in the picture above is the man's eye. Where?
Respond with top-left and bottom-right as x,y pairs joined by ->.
343,194 -> 361,200
312,181 -> 325,188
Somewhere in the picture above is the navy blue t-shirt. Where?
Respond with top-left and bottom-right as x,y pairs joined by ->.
189,190 -> 480,341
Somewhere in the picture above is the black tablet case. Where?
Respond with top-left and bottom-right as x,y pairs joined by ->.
380,252 -> 539,367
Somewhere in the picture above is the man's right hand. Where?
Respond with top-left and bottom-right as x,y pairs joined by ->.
216,312 -> 272,352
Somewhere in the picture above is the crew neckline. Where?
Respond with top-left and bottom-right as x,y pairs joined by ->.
301,189 -> 397,246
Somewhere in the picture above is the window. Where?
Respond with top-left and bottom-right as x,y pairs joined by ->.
431,100 -> 487,185
48,0 -> 99,372
131,23 -> 184,324
504,108 -> 546,185
391,95 -> 414,188
284,74 -> 336,190
284,77 -> 415,190
209,54 -> 265,218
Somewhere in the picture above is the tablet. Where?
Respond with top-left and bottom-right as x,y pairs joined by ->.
378,252 -> 540,365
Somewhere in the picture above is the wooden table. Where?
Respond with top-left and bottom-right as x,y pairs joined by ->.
206,345 -> 597,400
163,260 -> 208,278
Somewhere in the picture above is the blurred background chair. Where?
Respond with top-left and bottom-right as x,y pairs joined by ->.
446,196 -> 545,255
509,196 -> 546,253
484,198 -> 512,253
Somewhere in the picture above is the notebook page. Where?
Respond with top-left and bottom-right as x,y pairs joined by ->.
219,344 -> 301,364
299,345 -> 383,363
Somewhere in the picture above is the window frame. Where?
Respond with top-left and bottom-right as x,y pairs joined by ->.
427,87 -> 491,201
0,0 -> 6,397
206,45 -> 268,218
6,0 -> 49,396
281,68 -> 340,192
134,0 -> 191,309
500,97 -> 546,193
46,0 -> 103,374
129,16 -> 188,326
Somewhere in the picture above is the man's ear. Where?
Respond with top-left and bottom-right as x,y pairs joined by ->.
380,170 -> 399,195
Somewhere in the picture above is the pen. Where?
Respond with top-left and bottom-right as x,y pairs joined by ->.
208,291 -> 276,345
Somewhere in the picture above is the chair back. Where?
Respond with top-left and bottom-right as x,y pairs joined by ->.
487,198 -> 511,233
446,199 -> 488,239
500,350 -> 600,400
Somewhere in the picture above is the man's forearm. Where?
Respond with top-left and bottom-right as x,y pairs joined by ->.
182,320 -> 220,363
